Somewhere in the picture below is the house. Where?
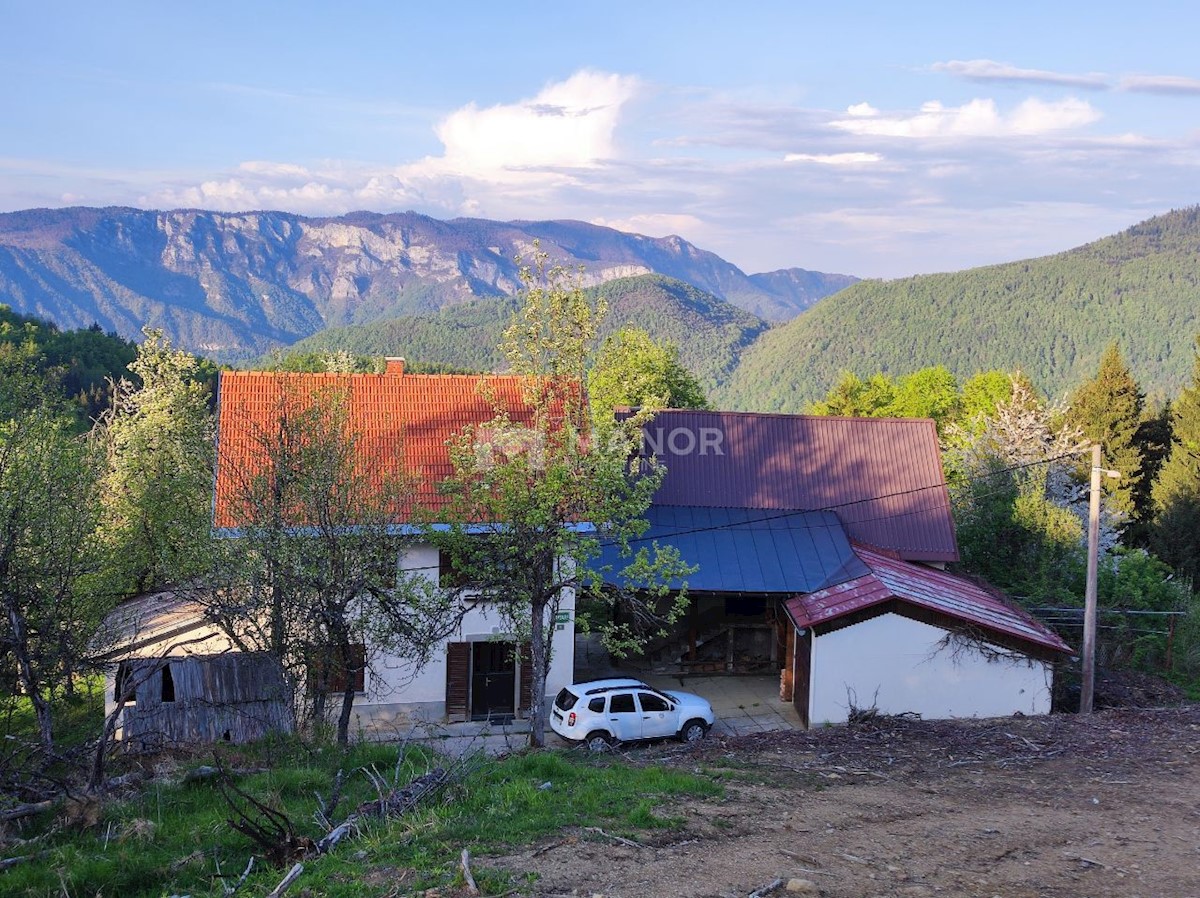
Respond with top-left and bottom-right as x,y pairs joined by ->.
104,377 -> 1069,738
601,409 -> 1071,725
102,359 -> 576,737
211,359 -> 577,729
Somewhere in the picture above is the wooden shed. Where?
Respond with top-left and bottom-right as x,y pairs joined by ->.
114,653 -> 293,749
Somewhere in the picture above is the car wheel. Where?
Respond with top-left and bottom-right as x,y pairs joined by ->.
584,731 -> 612,752
679,719 -> 708,744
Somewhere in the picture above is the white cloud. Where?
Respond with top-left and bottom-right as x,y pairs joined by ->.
783,152 -> 883,165
148,70 -> 642,217
932,60 -> 1109,90
425,70 -> 639,178
846,102 -> 879,117
831,97 -> 1100,138
1119,74 -> 1200,95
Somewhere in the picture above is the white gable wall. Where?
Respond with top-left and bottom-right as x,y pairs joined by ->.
809,612 -> 1052,726
350,543 -> 576,731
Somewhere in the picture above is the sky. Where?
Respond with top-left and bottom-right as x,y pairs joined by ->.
3,1 -> 1200,278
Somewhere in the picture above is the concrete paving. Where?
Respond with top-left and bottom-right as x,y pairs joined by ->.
575,631 -> 803,736
641,673 -> 802,736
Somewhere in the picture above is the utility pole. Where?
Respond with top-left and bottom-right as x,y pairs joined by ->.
1080,443 -> 1120,715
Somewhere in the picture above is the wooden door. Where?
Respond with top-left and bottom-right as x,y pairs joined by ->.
471,641 -> 516,722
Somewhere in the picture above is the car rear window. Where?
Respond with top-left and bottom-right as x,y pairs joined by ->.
554,688 -> 578,711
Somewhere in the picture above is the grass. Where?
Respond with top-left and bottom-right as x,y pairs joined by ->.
0,736 -> 723,897
0,678 -> 106,748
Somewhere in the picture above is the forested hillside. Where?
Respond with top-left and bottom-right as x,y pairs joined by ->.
718,207 -> 1200,411
0,305 -> 137,419
282,274 -> 769,389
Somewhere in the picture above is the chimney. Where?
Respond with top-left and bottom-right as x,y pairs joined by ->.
385,357 -> 405,376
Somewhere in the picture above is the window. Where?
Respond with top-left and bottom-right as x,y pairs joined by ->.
639,692 -> 669,713
161,664 -> 175,702
588,697 -> 605,713
313,643 -> 366,694
609,693 -> 635,714
115,661 -> 136,706
439,550 -> 471,588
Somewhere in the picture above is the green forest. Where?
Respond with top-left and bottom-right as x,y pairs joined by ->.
717,207 -> 1200,411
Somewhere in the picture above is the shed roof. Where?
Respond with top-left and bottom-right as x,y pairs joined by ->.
597,505 -> 869,594
93,590 -> 234,661
640,410 -> 958,562
785,545 -> 1071,655
214,369 -> 538,528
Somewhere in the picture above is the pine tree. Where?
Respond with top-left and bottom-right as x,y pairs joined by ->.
1066,343 -> 1144,518
1151,340 -> 1200,580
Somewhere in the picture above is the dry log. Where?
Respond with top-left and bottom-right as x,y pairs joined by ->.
0,800 -> 55,822
353,767 -> 447,819
460,848 -> 480,895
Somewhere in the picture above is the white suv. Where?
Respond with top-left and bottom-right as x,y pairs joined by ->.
550,678 -> 715,750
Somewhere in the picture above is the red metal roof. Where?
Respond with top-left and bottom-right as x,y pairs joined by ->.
643,410 -> 958,562
214,370 -> 537,528
785,544 -> 1071,655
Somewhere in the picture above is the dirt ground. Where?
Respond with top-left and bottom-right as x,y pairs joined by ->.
489,705 -> 1200,898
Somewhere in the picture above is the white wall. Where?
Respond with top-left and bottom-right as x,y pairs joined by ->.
808,612 -> 1053,726
105,543 -> 577,736
351,543 -> 576,730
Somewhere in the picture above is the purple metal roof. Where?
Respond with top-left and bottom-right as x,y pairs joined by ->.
785,545 -> 1071,655
643,411 -> 958,562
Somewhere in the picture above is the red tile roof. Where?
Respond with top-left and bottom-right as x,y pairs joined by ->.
643,410 -> 958,562
785,544 -> 1071,655
214,370 -> 537,528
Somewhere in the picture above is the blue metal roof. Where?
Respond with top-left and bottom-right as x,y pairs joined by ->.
598,505 -> 869,594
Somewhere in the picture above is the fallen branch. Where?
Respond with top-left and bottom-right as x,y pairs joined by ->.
219,856 -> 255,896
353,767 -> 448,819
0,849 -> 53,872
314,821 -> 354,855
748,878 -> 784,898
460,848 -> 480,895
0,799 -> 55,822
265,862 -> 303,898
583,826 -> 642,849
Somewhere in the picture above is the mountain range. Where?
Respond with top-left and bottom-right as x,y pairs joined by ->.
4,205 -> 1200,410
0,207 -> 854,363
